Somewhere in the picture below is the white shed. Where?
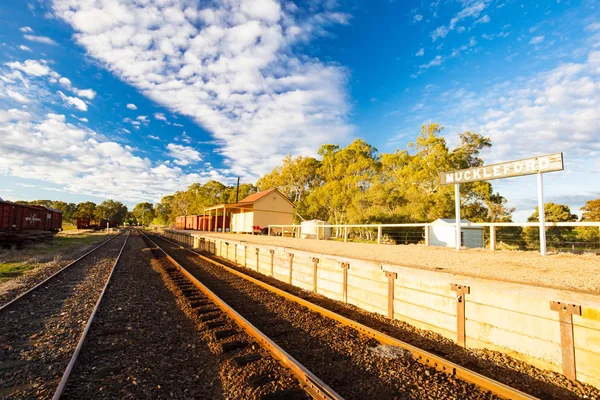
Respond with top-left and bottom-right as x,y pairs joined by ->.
300,220 -> 331,240
430,218 -> 484,249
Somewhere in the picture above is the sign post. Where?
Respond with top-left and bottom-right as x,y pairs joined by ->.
440,153 -> 563,256
455,184 -> 461,250
537,172 -> 546,256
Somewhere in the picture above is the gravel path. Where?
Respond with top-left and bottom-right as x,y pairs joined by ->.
198,232 -> 600,292
193,243 -> 600,400
151,233 -> 497,400
0,234 -> 118,306
0,233 -> 128,399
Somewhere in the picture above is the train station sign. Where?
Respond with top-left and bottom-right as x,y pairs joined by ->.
440,153 -> 563,185
440,152 -> 564,256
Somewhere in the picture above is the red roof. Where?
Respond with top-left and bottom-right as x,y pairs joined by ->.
239,188 -> 278,203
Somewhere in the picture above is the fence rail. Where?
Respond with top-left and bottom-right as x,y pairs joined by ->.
267,222 -> 600,254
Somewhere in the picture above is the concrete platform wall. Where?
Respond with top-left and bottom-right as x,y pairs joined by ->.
166,231 -> 600,388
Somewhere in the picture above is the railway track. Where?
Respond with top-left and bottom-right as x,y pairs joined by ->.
144,231 -> 536,400
0,230 -> 129,399
141,230 -> 342,399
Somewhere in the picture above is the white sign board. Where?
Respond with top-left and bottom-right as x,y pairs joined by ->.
440,153 -> 563,186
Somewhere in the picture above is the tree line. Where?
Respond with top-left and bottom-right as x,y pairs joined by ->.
13,199 -> 128,227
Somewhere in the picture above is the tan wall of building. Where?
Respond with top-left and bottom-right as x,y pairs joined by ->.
253,210 -> 294,230
254,192 -> 295,214
168,231 -> 600,389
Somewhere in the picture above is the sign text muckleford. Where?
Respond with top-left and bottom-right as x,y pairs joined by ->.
440,152 -> 563,186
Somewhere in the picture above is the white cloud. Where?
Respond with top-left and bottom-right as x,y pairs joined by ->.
19,45 -> 32,52
59,77 -> 71,86
419,55 -> 444,69
126,103 -> 137,110
431,1 -> 487,41
173,123 -> 184,127
154,112 -> 167,121
414,14 -> 423,22
166,143 -> 202,166
475,15 -> 490,24
5,59 -> 51,76
148,135 -> 160,140
58,76 -> 96,99
20,26 -> 34,33
0,109 -> 32,123
529,35 -> 545,45
76,89 -> 96,100
23,35 -> 58,46
415,48 -> 425,57
437,50 -> 600,163
51,0 -> 352,180
58,90 -> 88,111
0,113 -> 225,202
6,90 -> 30,103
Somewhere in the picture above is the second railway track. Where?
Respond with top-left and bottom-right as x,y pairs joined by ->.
0,231 -> 129,399
145,231 -> 533,400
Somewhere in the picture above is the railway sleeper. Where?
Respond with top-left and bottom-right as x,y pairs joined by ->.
213,329 -> 238,340
220,341 -> 248,354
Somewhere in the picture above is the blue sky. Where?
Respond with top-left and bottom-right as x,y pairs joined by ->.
0,0 -> 598,221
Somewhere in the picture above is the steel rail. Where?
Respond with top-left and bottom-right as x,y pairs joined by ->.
140,230 -> 343,400
156,232 -> 538,400
0,231 -> 122,312
52,229 -> 131,400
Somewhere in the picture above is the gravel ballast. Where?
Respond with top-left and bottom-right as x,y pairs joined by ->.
62,231 -> 226,399
150,233 -> 499,399
197,232 -> 600,292
0,233 -> 128,399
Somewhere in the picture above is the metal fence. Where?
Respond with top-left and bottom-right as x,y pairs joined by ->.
268,222 -> 600,254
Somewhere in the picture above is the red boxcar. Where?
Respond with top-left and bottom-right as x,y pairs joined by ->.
0,200 -> 62,243
185,215 -> 195,230
77,217 -> 91,229
175,216 -> 186,230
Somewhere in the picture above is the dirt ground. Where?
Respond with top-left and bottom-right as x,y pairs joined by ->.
196,232 -> 600,293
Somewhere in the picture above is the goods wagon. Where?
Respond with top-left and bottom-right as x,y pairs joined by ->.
185,215 -> 197,230
0,200 -> 62,244
175,216 -> 185,230
77,217 -> 91,229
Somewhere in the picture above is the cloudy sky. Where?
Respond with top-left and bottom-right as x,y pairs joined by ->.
0,0 -> 598,221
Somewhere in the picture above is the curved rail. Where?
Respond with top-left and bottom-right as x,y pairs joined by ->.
0,232 -> 121,312
52,229 -> 131,399
140,230 -> 343,400
154,231 -> 538,400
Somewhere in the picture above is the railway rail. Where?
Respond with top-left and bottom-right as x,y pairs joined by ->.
145,230 -> 534,399
140,230 -> 343,399
0,234 -> 119,310
0,230 -> 129,399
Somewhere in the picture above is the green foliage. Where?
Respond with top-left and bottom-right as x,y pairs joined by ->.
258,123 -> 504,225
75,201 -> 97,219
94,200 -> 128,226
581,199 -> 600,221
523,203 -> 578,249
132,202 -> 154,226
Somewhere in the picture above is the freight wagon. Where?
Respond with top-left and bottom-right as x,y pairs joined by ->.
76,217 -> 117,230
0,200 -> 62,244
175,215 -> 230,232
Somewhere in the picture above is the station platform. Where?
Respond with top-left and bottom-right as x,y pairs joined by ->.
172,230 -> 600,293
